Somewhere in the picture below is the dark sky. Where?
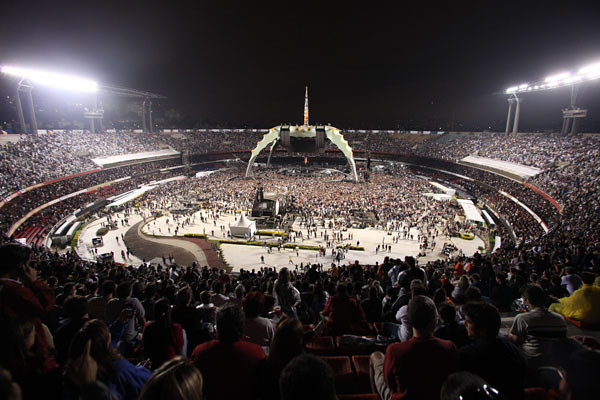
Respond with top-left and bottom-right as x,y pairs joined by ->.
1,1 -> 600,130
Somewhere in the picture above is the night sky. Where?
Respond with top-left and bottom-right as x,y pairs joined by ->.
1,1 -> 600,131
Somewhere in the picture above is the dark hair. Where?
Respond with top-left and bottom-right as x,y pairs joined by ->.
462,302 -> 501,339
523,284 -> 547,308
200,290 -> 211,304
154,297 -> 175,342
465,286 -> 482,302
138,356 -> 203,400
175,287 -> 193,308
116,282 -> 132,298
216,304 -> 244,341
68,319 -> 119,382
279,354 -> 336,400
269,318 -> 304,372
64,295 -> 89,319
438,302 -> 457,324
441,371 -> 501,400
581,272 -> 596,285
408,295 -> 437,331
0,243 -> 32,277
243,291 -> 265,318
336,283 -> 348,296
101,280 -> 116,295
145,284 -> 158,299
433,288 -> 447,305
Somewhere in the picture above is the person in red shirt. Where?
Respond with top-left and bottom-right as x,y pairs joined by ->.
0,243 -> 55,356
142,298 -> 184,370
320,282 -> 372,335
191,303 -> 266,399
370,295 -> 459,400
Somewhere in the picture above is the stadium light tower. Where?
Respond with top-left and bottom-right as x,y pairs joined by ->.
503,60 -> 600,136
1,65 -> 98,134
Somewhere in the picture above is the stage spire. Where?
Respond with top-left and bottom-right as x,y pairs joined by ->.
303,86 -> 309,126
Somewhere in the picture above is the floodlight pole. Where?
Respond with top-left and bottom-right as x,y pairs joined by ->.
511,96 -> 521,136
148,99 -> 153,133
505,97 -> 514,136
17,78 -> 38,135
141,98 -> 153,133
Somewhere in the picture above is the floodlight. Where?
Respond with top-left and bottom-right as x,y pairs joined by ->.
0,65 -> 97,92
544,72 -> 570,83
519,83 -> 528,89
579,62 -> 600,75
564,75 -> 582,84
506,86 -> 518,94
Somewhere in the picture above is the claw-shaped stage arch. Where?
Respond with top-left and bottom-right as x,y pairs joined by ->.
245,125 -> 359,182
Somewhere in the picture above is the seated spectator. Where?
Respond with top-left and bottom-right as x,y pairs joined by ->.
435,302 -> 470,349
106,282 -> 146,356
509,284 -> 567,369
210,281 -> 230,307
191,303 -> 266,399
243,291 -> 274,347
88,280 -> 116,323
370,295 -> 459,400
66,319 -> 152,400
321,282 -> 371,336
561,267 -> 582,295
0,243 -> 55,358
54,295 -> 90,366
549,272 -> 600,324
394,281 -> 428,341
142,298 -> 184,370
196,290 -> 216,323
259,318 -> 305,400
460,302 -> 526,400
141,285 -> 158,322
279,354 -> 336,400
491,273 -> 515,311
171,286 -> 203,356
138,356 -> 203,400
361,285 -> 383,322
0,316 -> 61,399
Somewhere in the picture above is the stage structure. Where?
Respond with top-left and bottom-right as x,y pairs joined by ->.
245,87 -> 358,181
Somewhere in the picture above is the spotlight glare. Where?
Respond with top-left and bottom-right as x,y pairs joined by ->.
506,86 -> 518,94
0,65 -> 97,92
544,72 -> 570,83
579,62 -> 600,75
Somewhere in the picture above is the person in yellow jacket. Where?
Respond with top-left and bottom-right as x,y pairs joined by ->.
549,272 -> 600,323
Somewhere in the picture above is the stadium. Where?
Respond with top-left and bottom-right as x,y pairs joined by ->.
1,3 -> 600,400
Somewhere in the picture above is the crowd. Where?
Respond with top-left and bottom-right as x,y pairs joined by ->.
1,221 -> 599,400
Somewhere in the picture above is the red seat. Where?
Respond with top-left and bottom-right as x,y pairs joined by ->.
305,336 -> 335,356
565,317 -> 600,330
321,356 -> 355,392
351,355 -> 372,392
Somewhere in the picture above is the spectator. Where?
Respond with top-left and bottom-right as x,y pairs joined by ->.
279,354 -> 336,400
370,295 -> 459,400
509,284 -> 567,369
460,302 -> 526,400
88,280 -> 116,323
273,267 -> 301,318
66,319 -> 151,400
138,357 -> 203,400
259,318 -> 305,400
191,304 -> 266,399
142,298 -> 184,370
549,272 -> 600,324
106,282 -> 146,356
243,291 -> 275,347
321,283 -> 371,336
54,295 -> 90,366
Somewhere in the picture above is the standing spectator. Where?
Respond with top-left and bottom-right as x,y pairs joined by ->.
273,267 -> 301,318
560,267 -> 582,295
54,295 -> 90,366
